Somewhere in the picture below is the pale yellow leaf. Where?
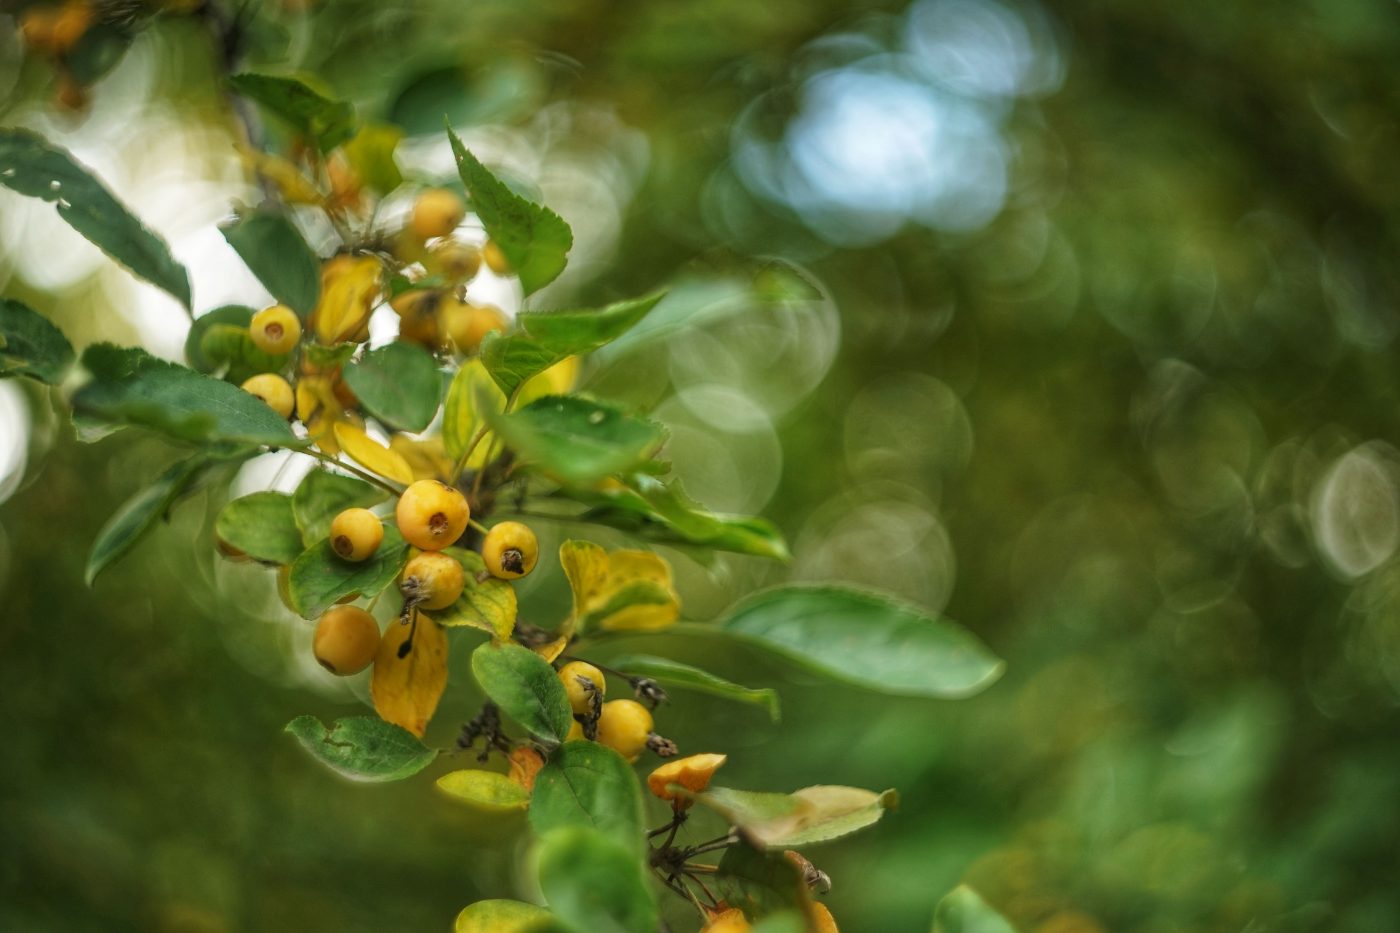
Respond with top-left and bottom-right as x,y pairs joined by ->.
436,769 -> 530,812
313,254 -> 381,344
334,422 -> 414,485
371,611 -> 448,737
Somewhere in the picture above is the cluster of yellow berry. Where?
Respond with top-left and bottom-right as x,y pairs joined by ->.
16,0 -> 95,110
556,660 -> 664,761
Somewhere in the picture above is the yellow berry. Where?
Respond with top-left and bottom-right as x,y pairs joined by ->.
390,289 -> 445,349
481,521 -> 538,579
566,719 -> 585,742
249,304 -> 302,354
426,239 -> 481,282
647,753 -> 727,804
444,301 -> 510,355
596,699 -> 653,761
811,902 -> 839,933
558,661 -> 605,716
409,188 -> 465,241
240,373 -> 294,419
313,605 -> 380,675
329,507 -> 383,561
395,479 -> 470,550
701,909 -> 752,933
400,550 -> 465,610
482,239 -> 510,276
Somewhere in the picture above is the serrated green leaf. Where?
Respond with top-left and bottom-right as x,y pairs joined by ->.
606,654 -> 779,722
436,769 -> 531,811
454,900 -> 551,933
86,456 -> 208,586
447,128 -> 572,294
490,395 -> 666,487
470,642 -> 572,743
230,73 -> 357,151
343,122 -> 404,195
0,128 -> 191,308
423,547 -> 516,638
692,784 -> 896,849
0,298 -> 73,384
536,826 -> 657,933
932,886 -> 1016,933
529,742 -> 646,857
285,715 -> 436,782
214,492 -> 303,564
287,525 -> 409,619
291,468 -> 389,546
342,340 -> 441,432
220,210 -> 321,318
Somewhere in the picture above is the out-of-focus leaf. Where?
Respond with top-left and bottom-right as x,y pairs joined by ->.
0,128 -> 191,308
214,492 -> 303,564
0,298 -> 73,384
470,642 -> 572,743
715,842 -> 812,918
536,826 -> 657,933
436,769 -> 530,812
442,358 -> 506,472
197,323 -> 290,385
454,900 -> 551,933
423,548 -> 516,639
291,468 -> 389,546
342,123 -> 403,195
371,611 -> 449,737
606,654 -> 779,722
333,423 -> 414,485
65,23 -> 133,84
229,73 -> 357,151
931,886 -> 1016,933
287,525 -> 408,619
529,742 -> 645,856
85,455 -> 210,586
312,254 -> 380,344
220,210 -> 321,318
342,341 -> 441,432
691,785 -> 897,849
490,396 -> 667,488
285,715 -> 436,782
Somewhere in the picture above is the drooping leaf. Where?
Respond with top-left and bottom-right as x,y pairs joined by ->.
529,742 -> 646,857
718,585 -> 1004,699
287,525 -> 409,619
559,541 -> 680,635
490,396 -> 666,488
371,611 -> 449,737
342,340 -> 441,432
220,209 -> 321,318
285,715 -> 437,782
333,422 -> 414,485
71,344 -> 301,448
214,491 -> 304,564
606,654 -> 779,722
691,785 -> 897,849
454,900 -> 551,933
342,122 -> 404,195
0,128 -> 191,308
436,769 -> 531,812
536,826 -> 658,933
291,468 -> 389,546
229,73 -> 357,151
470,642 -> 573,743
86,455 -> 211,586
423,548 -> 516,639
0,298 -> 74,384
446,128 -> 573,295
931,886 -> 1016,933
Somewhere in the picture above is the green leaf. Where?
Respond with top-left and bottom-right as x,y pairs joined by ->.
751,914 -> 808,933
86,456 -> 209,586
0,128 -> 191,308
446,128 -> 573,295
71,344 -> 301,448
716,842 -> 811,918
490,395 -> 666,487
291,468 -> 389,546
932,886 -> 1016,933
302,342 -> 358,369
692,785 -> 897,849
285,715 -> 437,782
229,73 -> 357,151
220,210 -> 321,319
436,769 -> 531,811
470,642 -> 573,743
423,548 -> 517,639
197,323 -> 291,385
442,358 -> 505,461
536,826 -> 657,933
214,492 -> 304,564
343,123 -> 404,195
529,742 -> 646,857
341,341 -> 442,432
718,585 -> 1004,699
606,654 -> 779,722
0,299 -> 74,384
455,900 -> 551,933
65,22 -> 133,85
287,525 -> 409,620
184,305 -> 254,373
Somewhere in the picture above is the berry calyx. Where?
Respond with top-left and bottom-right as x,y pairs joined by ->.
400,550 -> 465,610
481,521 -> 539,579
240,373 -> 294,419
558,660 -> 605,716
395,479 -> 470,550
313,605 -> 380,675
330,507 -> 383,561
482,239 -> 510,276
249,304 -> 302,354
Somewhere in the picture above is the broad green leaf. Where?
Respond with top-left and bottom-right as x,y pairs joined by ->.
215,492 -> 303,564
285,715 -> 436,782
529,742 -> 646,857
423,548 -> 516,639
342,122 -> 403,195
442,358 -> 505,465
229,73 -> 357,151
0,128 -> 191,308
454,900 -> 551,933
220,210 -> 321,318
342,340 -> 441,432
536,826 -> 657,933
372,611 -> 449,737
287,525 -> 408,619
606,654 -> 779,722
291,468 -> 389,546
478,333 -> 561,399
932,886 -> 1015,933
715,842 -> 812,918
718,585 -> 1004,699
437,769 -> 530,812
86,456 -> 208,586
692,785 -> 897,849
447,128 -> 573,295
71,344 -> 301,448
470,642 -> 572,743
197,323 -> 290,385
0,298 -> 73,384
490,395 -> 666,487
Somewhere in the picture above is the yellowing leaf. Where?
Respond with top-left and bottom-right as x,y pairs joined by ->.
436,769 -> 530,811
442,358 -> 506,469
559,539 -> 681,635
334,422 -> 414,485
313,254 -> 381,344
454,900 -> 549,933
391,434 -> 453,482
516,354 -> 580,406
533,635 -> 569,664
371,611 -> 448,737
429,575 -> 517,640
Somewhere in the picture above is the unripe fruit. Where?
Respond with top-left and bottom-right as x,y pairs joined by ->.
240,373 -> 294,419
400,551 -> 465,610
426,239 -> 481,282
249,304 -> 302,354
596,699 -> 653,761
313,605 -> 380,675
558,661 -> 605,716
482,239 -> 510,275
444,301 -> 510,355
330,508 -> 383,561
410,188 -> 465,241
481,521 -> 538,579
396,480 -> 470,550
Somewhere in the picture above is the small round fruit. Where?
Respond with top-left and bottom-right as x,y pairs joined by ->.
396,480 -> 470,550
240,373 -> 294,419
811,902 -> 839,933
330,508 -> 383,561
313,605 -> 380,675
410,188 -> 465,241
249,304 -> 302,354
390,289 -> 445,349
482,239 -> 510,275
481,521 -> 538,579
567,719 -> 585,742
558,661 -> 605,716
427,239 -> 481,282
596,699 -> 653,761
701,909 -> 752,933
444,301 -> 510,354
400,551 -> 465,610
